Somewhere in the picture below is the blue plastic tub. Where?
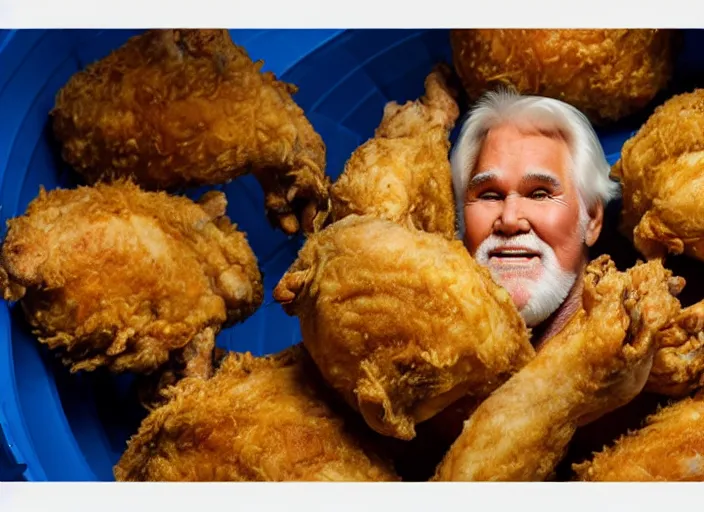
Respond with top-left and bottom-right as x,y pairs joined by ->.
1,28 -> 704,482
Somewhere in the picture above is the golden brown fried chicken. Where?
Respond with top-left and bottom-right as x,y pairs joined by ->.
450,29 -> 674,124
554,391 -> 669,481
273,215 -> 534,441
573,392 -> 704,481
114,345 -> 399,482
612,89 -> 704,261
330,65 -> 459,239
433,255 -> 682,481
0,181 -> 263,378
51,29 -> 330,235
646,300 -> 704,397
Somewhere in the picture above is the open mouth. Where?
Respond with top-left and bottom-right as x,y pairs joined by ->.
489,248 -> 541,261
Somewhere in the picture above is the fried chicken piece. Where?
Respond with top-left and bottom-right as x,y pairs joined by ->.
646,300 -> 704,397
330,65 -> 458,239
554,391 -> 668,481
612,89 -> 704,261
450,29 -> 674,124
0,181 -> 263,377
51,29 -> 330,235
134,326 -> 225,409
573,392 -> 704,481
114,345 -> 399,482
273,215 -> 534,441
433,255 -> 682,481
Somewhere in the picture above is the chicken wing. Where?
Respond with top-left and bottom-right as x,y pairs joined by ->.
330,64 -> 458,239
433,255 -> 682,481
573,392 -> 704,481
646,300 -> 704,397
273,215 -> 534,441
114,344 -> 399,481
51,29 -> 330,235
0,182 -> 263,378
612,89 -> 704,261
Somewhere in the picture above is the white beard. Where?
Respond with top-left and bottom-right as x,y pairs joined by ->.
474,232 -> 578,327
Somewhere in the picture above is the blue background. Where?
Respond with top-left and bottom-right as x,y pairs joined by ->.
1,28 -> 703,481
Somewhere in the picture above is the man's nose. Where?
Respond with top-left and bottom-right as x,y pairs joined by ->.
494,195 -> 530,236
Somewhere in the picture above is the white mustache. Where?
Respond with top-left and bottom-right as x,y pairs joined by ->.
475,232 -> 553,264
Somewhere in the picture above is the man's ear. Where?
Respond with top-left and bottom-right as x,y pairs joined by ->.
585,200 -> 604,247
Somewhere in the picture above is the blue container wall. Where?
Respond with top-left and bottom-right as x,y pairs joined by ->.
1,28 -> 704,482
0,28 -> 461,482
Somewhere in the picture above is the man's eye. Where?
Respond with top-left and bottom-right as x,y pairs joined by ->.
530,189 -> 551,200
478,192 -> 501,201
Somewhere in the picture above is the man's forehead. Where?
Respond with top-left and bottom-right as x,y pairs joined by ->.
484,122 -> 570,143
469,124 -> 572,178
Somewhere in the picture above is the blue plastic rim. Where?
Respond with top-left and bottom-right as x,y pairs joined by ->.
1,28 -> 703,482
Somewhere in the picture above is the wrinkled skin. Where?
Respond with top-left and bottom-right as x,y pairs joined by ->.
273,215 -> 534,441
0,181 -> 263,379
114,345 -> 400,482
51,29 -> 330,235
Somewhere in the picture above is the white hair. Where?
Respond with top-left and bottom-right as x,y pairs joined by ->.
451,89 -> 621,236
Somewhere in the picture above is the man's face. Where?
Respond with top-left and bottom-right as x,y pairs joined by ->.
463,123 -> 588,326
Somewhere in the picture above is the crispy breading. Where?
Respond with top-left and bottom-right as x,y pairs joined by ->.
330,65 -> 459,238
114,345 -> 400,482
573,392 -> 704,481
0,181 -> 263,377
647,300 -> 704,397
51,29 -> 330,235
451,29 -> 674,124
612,89 -> 704,261
433,256 -> 682,481
273,215 -> 534,441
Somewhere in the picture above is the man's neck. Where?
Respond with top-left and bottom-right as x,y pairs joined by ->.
531,270 -> 584,351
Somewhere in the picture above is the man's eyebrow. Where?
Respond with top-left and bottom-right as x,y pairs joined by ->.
467,171 -> 499,189
521,171 -> 561,188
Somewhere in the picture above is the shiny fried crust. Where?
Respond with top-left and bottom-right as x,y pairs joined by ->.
273,215 -> 534,441
574,393 -> 704,481
450,29 -> 674,124
612,89 -> 704,261
330,64 -> 459,239
114,345 -> 400,482
647,300 -> 704,397
434,256 -> 682,481
51,29 -> 330,235
0,181 -> 263,375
